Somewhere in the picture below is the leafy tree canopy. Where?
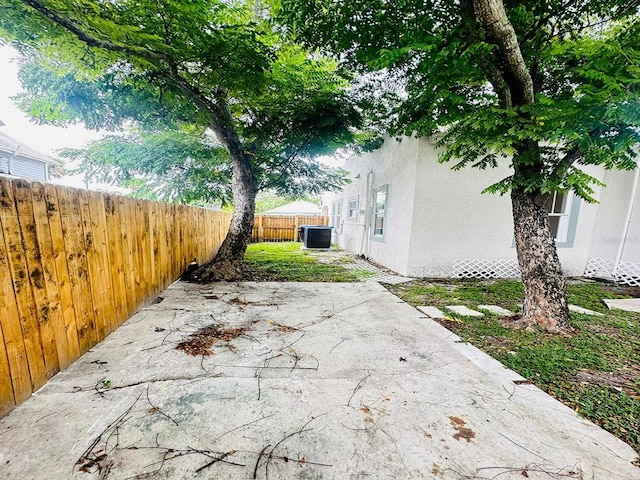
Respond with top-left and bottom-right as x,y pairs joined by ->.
61,124 -> 350,204
278,0 -> 640,200
1,0 -> 357,204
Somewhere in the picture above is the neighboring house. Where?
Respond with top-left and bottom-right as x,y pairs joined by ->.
323,136 -> 640,286
263,200 -> 321,216
0,131 -> 62,182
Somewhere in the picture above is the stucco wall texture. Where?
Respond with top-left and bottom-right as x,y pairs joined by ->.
323,136 -> 627,279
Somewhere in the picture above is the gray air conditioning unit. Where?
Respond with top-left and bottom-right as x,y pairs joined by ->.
298,225 -> 332,249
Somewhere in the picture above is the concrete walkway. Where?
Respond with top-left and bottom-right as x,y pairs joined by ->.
604,298 -> 640,313
0,282 -> 638,479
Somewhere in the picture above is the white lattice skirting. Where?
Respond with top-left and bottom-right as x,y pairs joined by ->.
452,259 -> 521,279
584,257 -> 640,287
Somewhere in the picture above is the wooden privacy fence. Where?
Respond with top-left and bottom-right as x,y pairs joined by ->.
0,178 -> 231,416
252,214 -> 329,242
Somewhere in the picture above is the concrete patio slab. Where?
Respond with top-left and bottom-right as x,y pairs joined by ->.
0,282 -> 638,480
416,305 -> 448,319
604,298 -> 640,313
477,305 -> 515,316
568,304 -> 604,316
446,305 -> 485,317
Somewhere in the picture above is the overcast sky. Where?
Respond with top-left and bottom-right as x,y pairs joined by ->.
0,45 -> 102,158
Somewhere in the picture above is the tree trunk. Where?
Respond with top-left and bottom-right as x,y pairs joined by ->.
194,152 -> 258,282
511,188 -> 572,333
473,0 -> 572,334
191,98 -> 259,282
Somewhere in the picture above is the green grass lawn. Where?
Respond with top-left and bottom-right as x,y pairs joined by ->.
242,243 -> 639,453
388,279 -> 640,454
243,242 -> 373,282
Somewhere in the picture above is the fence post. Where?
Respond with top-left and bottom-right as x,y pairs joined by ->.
257,215 -> 264,242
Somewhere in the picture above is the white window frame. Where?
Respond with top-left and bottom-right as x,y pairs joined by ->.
372,185 -> 388,240
545,191 -> 580,248
547,191 -> 573,243
331,199 -> 342,228
348,195 -> 359,220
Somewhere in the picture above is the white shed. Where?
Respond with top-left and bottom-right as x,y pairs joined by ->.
263,200 -> 321,216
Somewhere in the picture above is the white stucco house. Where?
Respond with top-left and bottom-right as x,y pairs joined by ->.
323,136 -> 639,286
0,131 -> 62,182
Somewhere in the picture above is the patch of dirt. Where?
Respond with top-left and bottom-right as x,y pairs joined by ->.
497,314 -> 524,328
586,323 -> 625,338
176,324 -> 246,356
228,297 -> 251,306
574,367 -> 640,397
433,318 -> 465,334
607,285 -> 640,298
448,416 -> 475,442
484,335 -> 512,349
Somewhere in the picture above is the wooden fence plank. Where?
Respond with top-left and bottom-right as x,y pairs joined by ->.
103,194 -> 127,328
0,179 -> 29,407
155,202 -> 168,290
86,192 -> 117,336
78,190 -> 106,342
0,179 -> 47,391
137,199 -> 150,303
0,320 -> 15,417
43,184 -> 80,368
117,196 -> 136,317
148,201 -> 158,298
12,180 -> 60,383
58,187 -> 97,355
124,196 -> 142,311
30,182 -> 69,373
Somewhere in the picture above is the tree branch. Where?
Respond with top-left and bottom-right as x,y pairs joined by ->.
460,0 -> 512,108
22,0 -> 166,60
21,0 -> 252,179
472,0 -> 534,107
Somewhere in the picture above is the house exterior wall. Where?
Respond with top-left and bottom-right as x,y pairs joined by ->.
0,154 -> 48,182
405,137 -> 517,277
585,168 -> 640,285
589,169 -> 640,263
324,136 -> 605,278
329,137 -> 420,275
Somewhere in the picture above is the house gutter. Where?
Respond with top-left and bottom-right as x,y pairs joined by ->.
612,163 -> 639,276
359,169 -> 374,256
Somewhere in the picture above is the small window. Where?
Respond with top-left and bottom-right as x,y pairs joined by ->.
547,191 -> 572,242
372,185 -> 387,238
545,191 -> 580,247
331,199 -> 342,228
348,195 -> 359,219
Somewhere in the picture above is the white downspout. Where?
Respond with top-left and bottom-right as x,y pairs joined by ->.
612,164 -> 639,276
359,169 -> 374,256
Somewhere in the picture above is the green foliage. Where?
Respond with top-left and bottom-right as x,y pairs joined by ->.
278,0 -> 640,200
390,278 -> 640,452
243,242 -> 374,281
0,0 -> 359,203
61,128 -> 233,203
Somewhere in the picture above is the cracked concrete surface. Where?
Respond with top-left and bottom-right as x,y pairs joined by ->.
0,281 -> 638,479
